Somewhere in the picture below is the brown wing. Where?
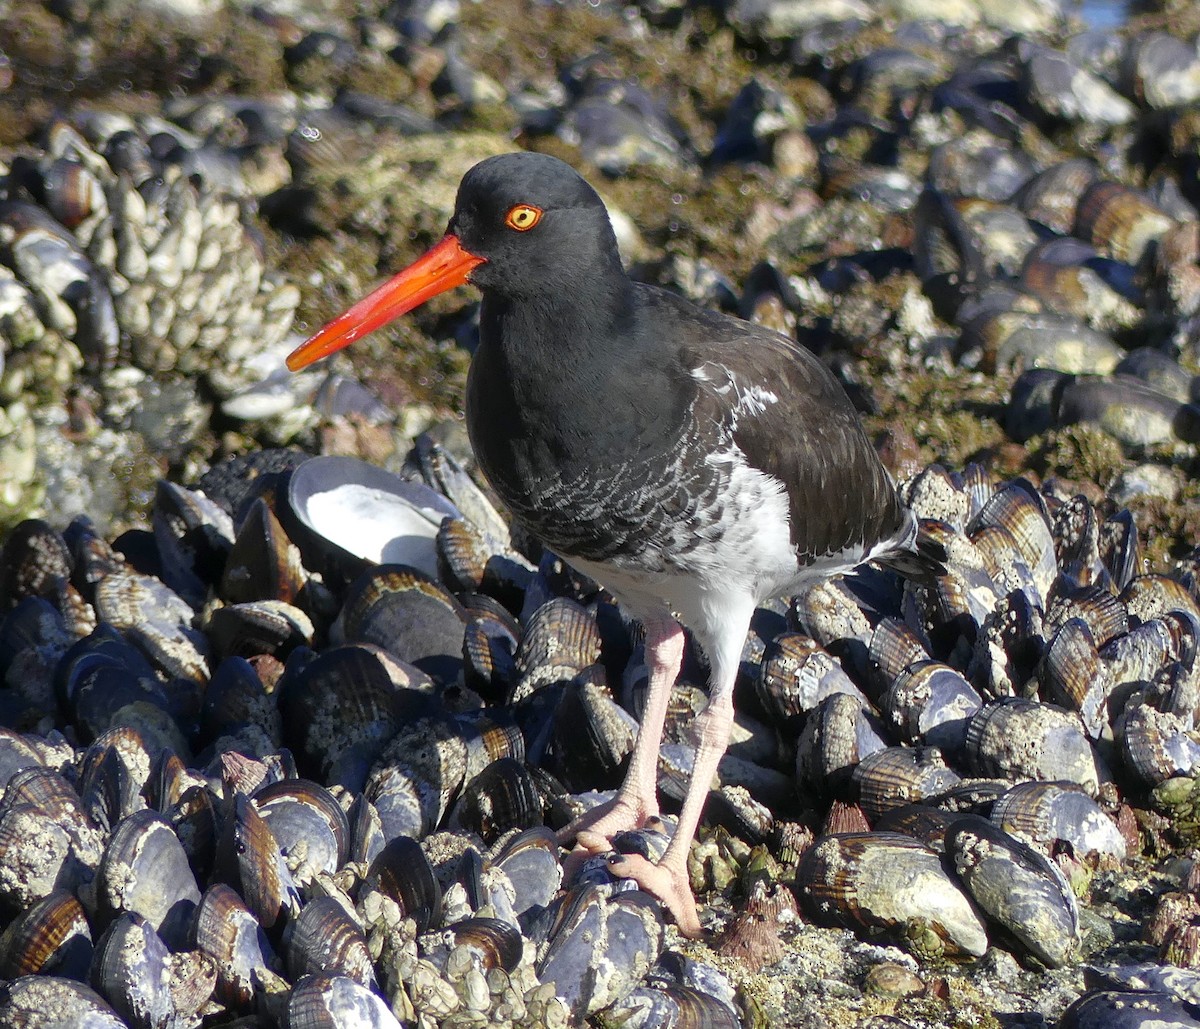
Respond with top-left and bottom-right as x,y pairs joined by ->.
666,297 -> 909,562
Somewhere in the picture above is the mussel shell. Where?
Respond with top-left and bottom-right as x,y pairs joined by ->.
284,896 -> 374,987
536,884 -> 666,1018
1059,990 -> 1200,1029
362,835 -> 443,933
607,983 -> 742,1029
1073,180 -> 1175,265
551,679 -> 636,791
989,780 -> 1125,862
1119,699 -> 1200,786
882,660 -> 981,754
511,597 -> 602,703
253,778 -> 350,883
0,975 -> 126,1027
491,826 -> 563,917
757,632 -> 867,725
285,973 -> 405,1029
446,915 -> 524,972
206,599 -> 314,661
1040,618 -> 1112,739
851,746 -> 961,821
213,794 -> 300,931
333,565 -> 467,682
88,912 -> 178,1029
793,831 -> 987,957
0,889 -> 92,979
192,882 -> 279,1007
94,808 -> 201,947
963,697 -> 1103,794
219,496 -> 307,607
278,643 -> 429,789
872,804 -> 959,851
796,692 -> 890,798
966,479 -> 1056,605
946,815 -> 1080,968
868,618 -> 929,696
287,455 -> 460,580
200,654 -> 282,747
448,757 -> 543,844
0,518 -> 73,607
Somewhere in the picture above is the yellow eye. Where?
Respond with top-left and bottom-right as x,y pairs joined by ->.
504,204 -> 543,231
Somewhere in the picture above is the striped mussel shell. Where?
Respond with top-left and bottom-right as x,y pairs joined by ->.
963,697 -> 1104,795
1117,696 -> 1200,786
461,605 -> 521,701
436,516 -> 535,606
794,831 -> 987,958
360,835 -> 443,934
881,659 -> 982,754
796,692 -> 889,798
510,596 -> 602,703
851,746 -> 962,821
283,896 -> 375,988
252,779 -> 350,885
278,643 -> 432,790
966,478 -> 1057,607
1121,574 -> 1200,627
945,815 -> 1080,968
1040,618 -> 1113,740
213,795 -> 300,934
1073,180 -> 1176,266
446,757 -> 543,845
0,889 -> 92,980
1100,613 -> 1193,689
420,916 -> 524,977
193,882 -> 279,1007
219,496 -> 309,610
873,803 -> 960,851
867,617 -> 929,696
286,974 -> 403,1029
989,780 -> 1126,863
1042,580 -> 1128,650
1018,237 -> 1139,333
757,632 -> 867,724
333,565 -> 468,683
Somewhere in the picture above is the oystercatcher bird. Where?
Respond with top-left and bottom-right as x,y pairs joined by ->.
288,151 -> 941,938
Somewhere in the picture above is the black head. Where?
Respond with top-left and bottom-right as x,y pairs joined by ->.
449,152 -> 625,298
285,151 -> 627,372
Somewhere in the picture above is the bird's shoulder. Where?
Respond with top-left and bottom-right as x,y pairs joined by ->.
631,283 -> 863,441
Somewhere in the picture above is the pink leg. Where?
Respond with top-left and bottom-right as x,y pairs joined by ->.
607,688 -> 733,939
557,615 -> 684,844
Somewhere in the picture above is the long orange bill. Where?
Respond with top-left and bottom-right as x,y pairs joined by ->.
286,234 -> 486,371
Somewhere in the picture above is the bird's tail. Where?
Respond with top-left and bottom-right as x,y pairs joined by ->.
873,519 -> 947,587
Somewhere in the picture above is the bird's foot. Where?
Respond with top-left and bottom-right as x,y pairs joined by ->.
605,851 -> 705,940
555,794 -> 657,847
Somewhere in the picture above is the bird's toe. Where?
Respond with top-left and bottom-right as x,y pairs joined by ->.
605,852 -> 705,940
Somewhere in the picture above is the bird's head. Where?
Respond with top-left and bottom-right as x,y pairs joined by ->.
286,151 -> 621,371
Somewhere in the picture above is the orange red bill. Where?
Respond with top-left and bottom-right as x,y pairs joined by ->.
286,234 -> 485,371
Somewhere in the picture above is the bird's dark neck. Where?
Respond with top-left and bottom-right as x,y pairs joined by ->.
465,276 -> 685,522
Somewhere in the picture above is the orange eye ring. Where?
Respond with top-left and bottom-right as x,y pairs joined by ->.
505,204 -> 543,231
